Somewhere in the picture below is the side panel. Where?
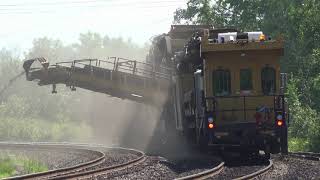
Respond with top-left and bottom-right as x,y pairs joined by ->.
204,51 -> 281,124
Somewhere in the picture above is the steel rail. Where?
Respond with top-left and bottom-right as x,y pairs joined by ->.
48,147 -> 146,179
0,142 -> 146,180
1,143 -> 105,180
233,160 -> 273,180
288,152 -> 320,161
175,162 -> 225,180
290,152 -> 320,157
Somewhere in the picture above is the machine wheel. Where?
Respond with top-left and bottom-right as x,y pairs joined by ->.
264,151 -> 271,159
263,145 -> 271,159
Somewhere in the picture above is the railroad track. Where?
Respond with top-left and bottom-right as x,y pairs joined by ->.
0,142 -> 145,180
233,160 -> 273,180
175,161 -> 224,180
0,142 -> 278,180
175,158 -> 272,180
49,148 -> 145,179
174,152 -> 320,180
229,152 -> 319,179
288,152 -> 320,161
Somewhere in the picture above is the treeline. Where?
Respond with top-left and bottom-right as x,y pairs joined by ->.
175,0 -> 320,151
0,32 -> 149,142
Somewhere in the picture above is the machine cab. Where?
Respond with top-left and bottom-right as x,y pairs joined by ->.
202,31 -> 285,125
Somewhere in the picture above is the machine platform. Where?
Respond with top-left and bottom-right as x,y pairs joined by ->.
23,57 -> 173,106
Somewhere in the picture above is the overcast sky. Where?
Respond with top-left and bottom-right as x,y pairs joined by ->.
0,0 -> 187,55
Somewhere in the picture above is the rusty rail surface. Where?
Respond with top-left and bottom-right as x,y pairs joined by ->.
233,160 -> 273,180
175,161 -> 225,180
50,147 -> 145,179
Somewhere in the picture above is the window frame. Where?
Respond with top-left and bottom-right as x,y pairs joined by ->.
240,68 -> 253,91
261,66 -> 276,95
212,69 -> 231,96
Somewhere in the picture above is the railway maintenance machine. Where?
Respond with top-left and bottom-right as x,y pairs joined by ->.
23,25 -> 288,158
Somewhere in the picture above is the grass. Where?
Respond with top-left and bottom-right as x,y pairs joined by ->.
0,116 -> 93,142
22,158 -> 48,173
0,157 -> 15,178
0,154 -> 48,178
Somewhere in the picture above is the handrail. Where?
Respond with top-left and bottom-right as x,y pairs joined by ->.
28,57 -> 173,81
206,95 -> 285,121
206,94 -> 284,99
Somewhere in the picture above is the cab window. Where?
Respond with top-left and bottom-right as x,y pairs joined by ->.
213,69 -> 231,96
261,67 -> 276,95
240,69 -> 252,90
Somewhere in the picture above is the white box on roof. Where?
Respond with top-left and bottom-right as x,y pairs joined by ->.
218,32 -> 237,43
247,31 -> 263,41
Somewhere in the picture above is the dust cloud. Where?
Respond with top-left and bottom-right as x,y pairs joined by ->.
0,33 -> 171,153
69,88 -> 164,152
